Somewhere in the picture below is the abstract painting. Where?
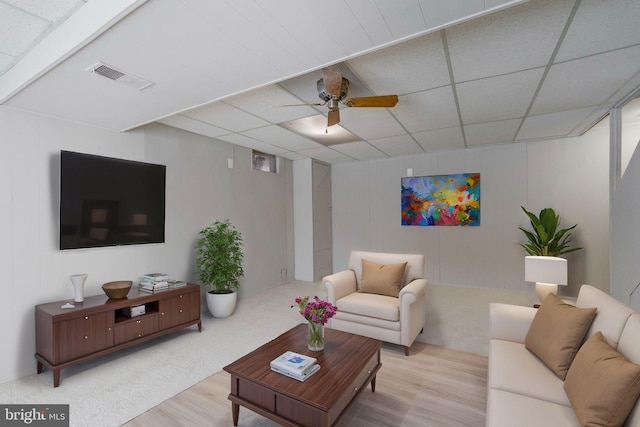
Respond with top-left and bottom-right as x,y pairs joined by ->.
401,173 -> 480,226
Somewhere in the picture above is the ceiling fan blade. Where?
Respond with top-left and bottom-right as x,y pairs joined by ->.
327,109 -> 340,127
323,68 -> 343,99
345,95 -> 399,108
270,102 -> 323,108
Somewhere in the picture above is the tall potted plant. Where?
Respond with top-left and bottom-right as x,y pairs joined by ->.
196,220 -> 244,317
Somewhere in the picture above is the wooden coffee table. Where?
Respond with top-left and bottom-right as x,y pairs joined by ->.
223,323 -> 382,427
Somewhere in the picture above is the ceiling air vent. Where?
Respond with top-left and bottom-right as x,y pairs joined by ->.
86,62 -> 154,91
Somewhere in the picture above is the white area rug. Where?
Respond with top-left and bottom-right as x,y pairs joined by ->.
0,281 -> 325,427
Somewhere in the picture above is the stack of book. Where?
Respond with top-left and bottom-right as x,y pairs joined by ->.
139,273 -> 169,292
270,351 -> 320,382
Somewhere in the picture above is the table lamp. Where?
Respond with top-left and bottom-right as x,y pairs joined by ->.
525,256 -> 568,303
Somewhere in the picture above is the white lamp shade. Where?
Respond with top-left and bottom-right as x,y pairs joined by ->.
525,256 -> 567,286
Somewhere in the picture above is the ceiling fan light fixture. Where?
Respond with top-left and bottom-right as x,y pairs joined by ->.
278,115 -> 360,146
317,77 -> 349,102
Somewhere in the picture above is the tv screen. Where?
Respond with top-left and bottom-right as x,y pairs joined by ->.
59,151 -> 166,250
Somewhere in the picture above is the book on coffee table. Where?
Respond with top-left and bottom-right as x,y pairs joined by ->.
270,351 -> 317,377
271,363 -> 321,382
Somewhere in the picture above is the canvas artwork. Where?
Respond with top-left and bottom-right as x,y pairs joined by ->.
401,173 -> 480,226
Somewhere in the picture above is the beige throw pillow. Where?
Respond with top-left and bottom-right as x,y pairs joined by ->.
358,259 -> 407,297
564,332 -> 640,427
525,293 -> 597,380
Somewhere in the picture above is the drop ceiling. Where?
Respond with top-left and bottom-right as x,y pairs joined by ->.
2,0 -> 640,164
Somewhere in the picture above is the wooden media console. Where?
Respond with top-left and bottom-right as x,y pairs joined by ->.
35,283 -> 201,387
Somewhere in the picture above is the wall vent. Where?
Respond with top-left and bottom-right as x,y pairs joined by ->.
86,62 -> 154,91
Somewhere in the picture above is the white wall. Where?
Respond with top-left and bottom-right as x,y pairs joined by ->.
611,121 -> 640,307
332,126 -> 610,355
293,159 -> 313,281
0,107 -> 294,384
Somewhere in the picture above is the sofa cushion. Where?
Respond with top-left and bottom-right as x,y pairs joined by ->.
489,339 -> 570,406
348,251 -> 424,287
576,284 -> 636,349
525,293 -> 597,380
336,292 -> 400,322
358,259 -> 407,297
564,331 -> 640,427
617,314 -> 640,427
487,389 -> 581,427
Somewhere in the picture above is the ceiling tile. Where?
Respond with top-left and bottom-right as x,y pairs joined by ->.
347,31 -> 450,95
224,1 -> 317,69
330,141 -> 387,161
569,106 -> 612,137
5,0 -> 85,22
516,107 -> 597,141
158,114 -> 231,139
413,126 -> 466,151
446,0 -> 574,82
374,0 -> 427,38
556,0 -> 640,62
464,118 -> 521,146
457,67 -> 544,123
278,151 -> 308,161
240,125 -> 322,151
253,0 -> 347,63
296,146 -> 354,164
369,134 -> 425,157
224,85 -> 318,124
419,0 -> 484,29
392,86 -> 459,133
183,102 -> 270,133
531,45 -> 640,115
216,133 -> 289,155
0,52 -> 14,71
303,1 -> 374,56
0,3 -> 50,56
344,0 -> 393,45
185,1 -> 306,76
339,108 -> 406,140
486,0 -> 528,8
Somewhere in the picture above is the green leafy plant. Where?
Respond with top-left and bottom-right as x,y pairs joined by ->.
518,206 -> 582,256
195,220 -> 244,294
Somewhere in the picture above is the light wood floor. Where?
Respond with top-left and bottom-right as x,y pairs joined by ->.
122,342 -> 488,427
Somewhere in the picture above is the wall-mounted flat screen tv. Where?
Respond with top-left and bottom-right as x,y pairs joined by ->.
60,151 -> 166,250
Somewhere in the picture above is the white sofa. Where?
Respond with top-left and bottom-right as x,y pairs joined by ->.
487,285 -> 640,427
323,250 -> 427,355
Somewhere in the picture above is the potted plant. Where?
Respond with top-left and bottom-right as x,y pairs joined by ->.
196,220 -> 244,317
519,206 -> 582,303
518,206 -> 581,256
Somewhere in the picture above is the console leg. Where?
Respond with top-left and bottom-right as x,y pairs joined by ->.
232,402 -> 239,426
371,376 -> 376,393
37,361 -> 43,374
53,370 -> 61,388
198,321 -> 202,332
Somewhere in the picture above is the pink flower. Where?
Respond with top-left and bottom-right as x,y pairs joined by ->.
294,296 -> 337,325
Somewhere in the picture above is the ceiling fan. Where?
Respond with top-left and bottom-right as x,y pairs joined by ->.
282,68 -> 399,128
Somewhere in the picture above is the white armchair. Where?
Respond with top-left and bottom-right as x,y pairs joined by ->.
323,250 -> 427,355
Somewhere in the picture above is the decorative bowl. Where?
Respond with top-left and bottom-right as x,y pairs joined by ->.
102,281 -> 132,299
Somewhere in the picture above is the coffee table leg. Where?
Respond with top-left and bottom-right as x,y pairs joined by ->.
232,402 -> 239,426
371,375 -> 376,393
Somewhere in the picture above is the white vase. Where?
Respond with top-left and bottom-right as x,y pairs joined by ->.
70,274 -> 88,303
205,291 -> 237,318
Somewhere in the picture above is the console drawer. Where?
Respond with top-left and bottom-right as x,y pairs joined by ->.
330,351 -> 380,425
114,314 -> 159,344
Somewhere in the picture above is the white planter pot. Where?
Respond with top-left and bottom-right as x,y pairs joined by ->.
206,291 -> 237,318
